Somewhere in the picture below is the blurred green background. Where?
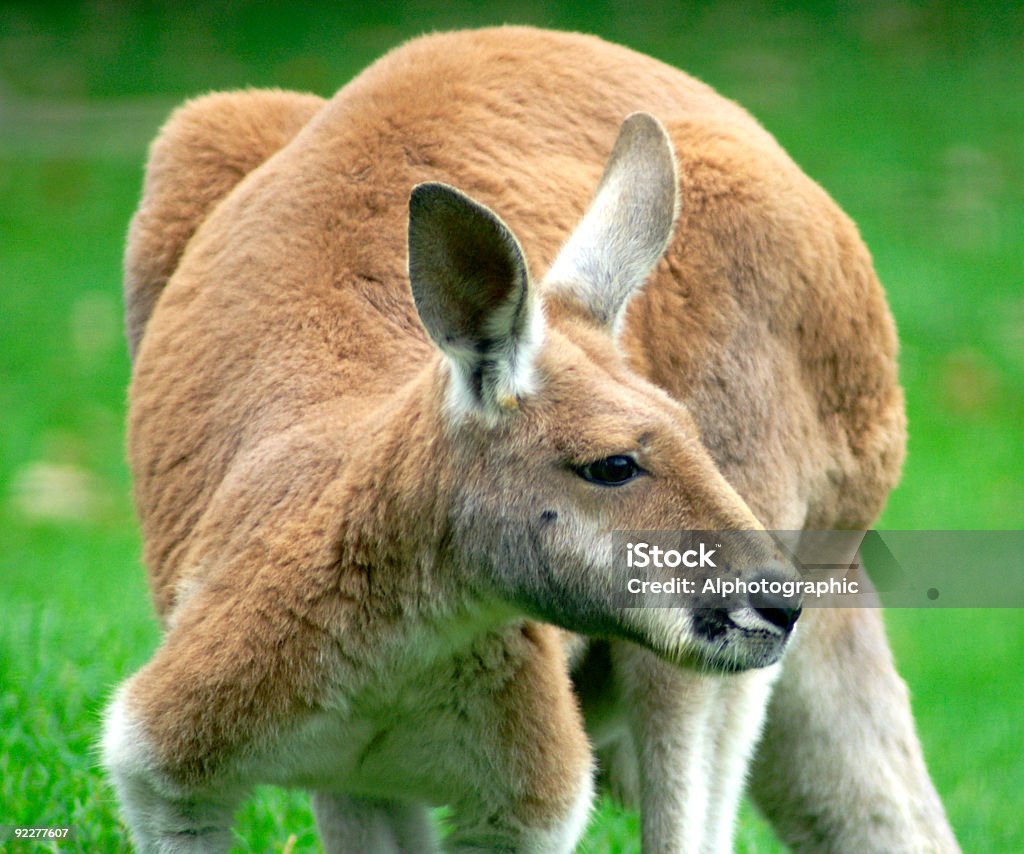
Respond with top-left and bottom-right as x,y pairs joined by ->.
1,1 -> 1021,851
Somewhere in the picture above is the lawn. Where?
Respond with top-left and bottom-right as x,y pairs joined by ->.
1,2 -> 1021,851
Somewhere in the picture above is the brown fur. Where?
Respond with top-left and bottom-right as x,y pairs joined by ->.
110,27 -> 955,852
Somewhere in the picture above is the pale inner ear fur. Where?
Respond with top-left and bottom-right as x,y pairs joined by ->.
544,112 -> 680,335
407,182 -> 544,417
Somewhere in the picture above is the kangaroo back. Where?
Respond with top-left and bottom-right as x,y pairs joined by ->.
124,89 -> 324,357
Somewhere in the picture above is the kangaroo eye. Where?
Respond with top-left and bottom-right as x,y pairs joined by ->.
576,455 -> 643,486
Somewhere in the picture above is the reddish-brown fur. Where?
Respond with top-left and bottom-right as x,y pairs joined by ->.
112,27 -> 956,852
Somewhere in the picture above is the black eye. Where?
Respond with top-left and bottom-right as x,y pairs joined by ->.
575,455 -> 643,486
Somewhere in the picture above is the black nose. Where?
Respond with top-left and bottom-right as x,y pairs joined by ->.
749,570 -> 802,632
755,601 -> 802,633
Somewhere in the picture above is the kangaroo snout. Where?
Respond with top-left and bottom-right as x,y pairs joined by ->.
679,555 -> 805,671
747,568 -> 803,633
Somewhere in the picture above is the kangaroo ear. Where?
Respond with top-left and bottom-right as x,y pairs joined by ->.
408,183 -> 542,414
544,112 -> 679,335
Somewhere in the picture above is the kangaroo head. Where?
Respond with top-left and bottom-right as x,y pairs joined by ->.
405,113 -> 801,671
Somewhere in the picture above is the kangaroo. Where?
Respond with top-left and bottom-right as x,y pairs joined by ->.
103,27 -> 958,854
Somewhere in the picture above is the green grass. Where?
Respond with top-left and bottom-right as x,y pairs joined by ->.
1,2 -> 1021,851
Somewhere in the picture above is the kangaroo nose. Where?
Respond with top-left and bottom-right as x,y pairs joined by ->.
749,570 -> 802,633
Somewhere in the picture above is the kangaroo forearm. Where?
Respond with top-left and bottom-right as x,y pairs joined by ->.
750,608 -> 959,853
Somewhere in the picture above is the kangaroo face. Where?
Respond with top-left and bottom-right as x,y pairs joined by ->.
408,114 -> 801,672
439,332 -> 802,671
